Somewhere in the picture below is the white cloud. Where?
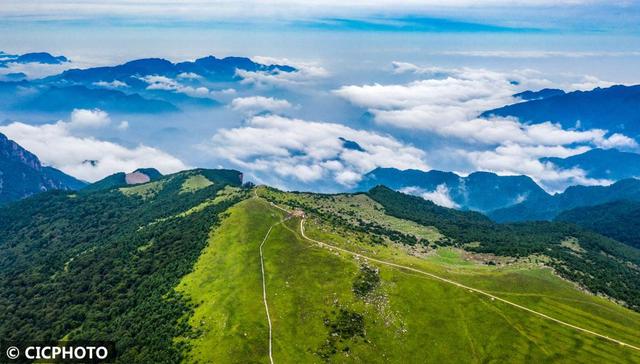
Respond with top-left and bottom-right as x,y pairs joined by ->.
141,75 -> 214,98
336,66 -> 633,148
69,108 -> 110,129
0,61 -> 75,79
206,114 -> 427,187
237,58 -> 328,89
569,75 -> 618,91
177,72 -> 203,80
230,96 -> 293,115
433,50 -> 640,59
336,62 -> 638,191
400,185 -> 460,208
117,121 -> 130,130
463,143 -> 615,191
0,1 -> 622,21
93,80 -> 129,89
0,110 -> 187,182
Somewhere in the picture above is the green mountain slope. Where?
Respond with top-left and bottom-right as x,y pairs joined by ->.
176,192 -> 640,363
1,179 -> 640,363
367,185 -> 640,310
556,200 -> 640,249
0,169 -> 245,363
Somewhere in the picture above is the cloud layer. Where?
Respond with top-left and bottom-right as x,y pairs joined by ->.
335,62 -> 638,191
401,185 -> 459,208
231,96 -> 294,115
0,109 -> 187,182
206,114 -> 427,188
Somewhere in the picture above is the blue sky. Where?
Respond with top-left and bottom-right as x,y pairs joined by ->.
1,1 -> 640,195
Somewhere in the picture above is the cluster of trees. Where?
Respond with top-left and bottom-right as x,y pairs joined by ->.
0,170 -> 245,363
317,309 -> 366,361
367,186 -> 640,310
556,200 -> 640,249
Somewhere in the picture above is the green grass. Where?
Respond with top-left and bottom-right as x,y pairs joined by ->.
174,191 -> 640,363
175,198 -> 285,363
180,174 -> 214,194
301,210 -> 640,362
259,187 -> 442,243
119,180 -> 166,199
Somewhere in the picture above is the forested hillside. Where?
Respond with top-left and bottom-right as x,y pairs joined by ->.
0,169 -> 245,363
556,200 -> 640,249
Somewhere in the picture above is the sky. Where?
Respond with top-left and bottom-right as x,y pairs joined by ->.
1,1 -> 640,196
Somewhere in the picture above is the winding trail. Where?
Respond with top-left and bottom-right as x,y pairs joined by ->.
259,223 -> 276,364
256,190 -> 289,364
261,196 -> 640,353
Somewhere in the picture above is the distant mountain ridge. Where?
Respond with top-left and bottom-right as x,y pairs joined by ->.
0,54 -> 297,114
0,51 -> 68,67
355,167 -> 548,212
541,148 -> 640,181
48,56 -> 294,85
0,132 -> 86,204
489,178 -> 640,222
514,88 -> 565,101
482,84 -> 640,137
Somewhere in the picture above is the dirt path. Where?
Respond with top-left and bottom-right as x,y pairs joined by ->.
259,196 -> 640,352
259,223 -> 276,364
297,218 -> 640,352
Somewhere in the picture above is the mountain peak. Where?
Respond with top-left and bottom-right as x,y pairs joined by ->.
357,167 -> 547,212
0,132 -> 86,204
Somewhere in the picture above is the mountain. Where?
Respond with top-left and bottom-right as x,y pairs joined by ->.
556,200 -> 640,249
489,178 -> 640,222
0,132 -> 86,204
1,176 -> 640,362
0,55 -> 298,113
16,85 -> 179,113
482,84 -> 640,137
355,167 -> 548,212
541,148 -> 640,180
0,51 -> 68,67
48,56 -> 295,85
15,52 -> 68,64
514,88 -> 565,101
82,168 -> 163,192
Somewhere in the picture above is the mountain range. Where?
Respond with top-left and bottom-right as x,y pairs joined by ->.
0,132 -> 86,205
356,147 -> 640,215
0,55 -> 297,114
483,84 -> 640,138
0,51 -> 68,68
542,148 -> 640,180
355,167 -> 548,212
489,178 -> 640,222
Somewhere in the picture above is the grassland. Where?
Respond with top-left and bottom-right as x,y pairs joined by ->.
119,180 -> 166,199
174,190 -> 640,363
180,174 -> 214,194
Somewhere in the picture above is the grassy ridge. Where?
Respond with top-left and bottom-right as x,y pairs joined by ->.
175,192 -> 640,363
176,198 -> 286,363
